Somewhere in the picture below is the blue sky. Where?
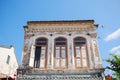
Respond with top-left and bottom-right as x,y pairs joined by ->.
0,0 -> 120,75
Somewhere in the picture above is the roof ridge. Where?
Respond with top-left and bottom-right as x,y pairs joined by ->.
27,20 -> 94,23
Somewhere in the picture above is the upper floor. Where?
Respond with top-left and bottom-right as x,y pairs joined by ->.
21,20 -> 102,71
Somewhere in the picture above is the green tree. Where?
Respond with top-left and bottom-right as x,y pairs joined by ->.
105,53 -> 120,79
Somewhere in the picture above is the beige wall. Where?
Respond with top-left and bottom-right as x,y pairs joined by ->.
21,20 -> 102,71
27,32 -> 102,70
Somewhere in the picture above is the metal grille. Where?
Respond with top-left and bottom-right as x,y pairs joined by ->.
17,69 -> 104,80
18,75 -> 103,80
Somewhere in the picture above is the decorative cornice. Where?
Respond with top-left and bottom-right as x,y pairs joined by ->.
24,20 -> 97,32
25,27 -> 96,33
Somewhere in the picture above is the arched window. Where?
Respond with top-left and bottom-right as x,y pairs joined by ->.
34,38 -> 47,69
74,37 -> 88,68
54,37 -> 68,69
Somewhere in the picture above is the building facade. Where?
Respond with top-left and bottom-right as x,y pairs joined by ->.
17,20 -> 105,80
0,46 -> 18,79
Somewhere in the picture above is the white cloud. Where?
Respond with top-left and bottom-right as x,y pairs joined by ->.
110,45 -> 120,56
105,28 -> 120,41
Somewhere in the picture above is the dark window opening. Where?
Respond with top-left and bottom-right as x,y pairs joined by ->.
34,47 -> 41,68
74,37 -> 86,45
55,37 -> 66,46
55,38 -> 66,41
34,37 -> 47,68
6,55 -> 10,64
36,38 -> 47,45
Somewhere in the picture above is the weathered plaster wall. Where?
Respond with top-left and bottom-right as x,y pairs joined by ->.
21,21 -> 102,70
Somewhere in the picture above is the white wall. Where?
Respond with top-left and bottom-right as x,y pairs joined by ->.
0,46 -> 18,78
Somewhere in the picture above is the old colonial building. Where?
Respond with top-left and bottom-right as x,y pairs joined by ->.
17,20 -> 105,80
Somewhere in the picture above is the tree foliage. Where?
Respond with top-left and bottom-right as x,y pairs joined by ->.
105,53 -> 120,79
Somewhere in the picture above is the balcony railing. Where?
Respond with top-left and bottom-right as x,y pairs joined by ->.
17,67 -> 105,80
